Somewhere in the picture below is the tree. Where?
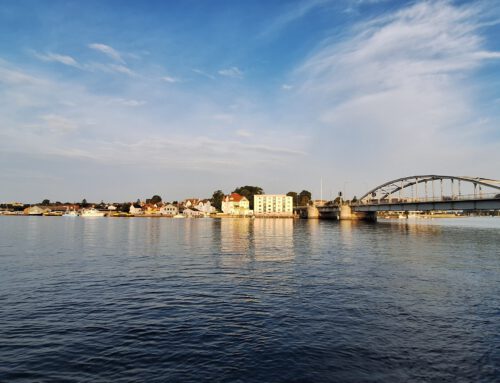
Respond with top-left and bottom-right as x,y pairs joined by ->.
298,190 -> 312,206
211,190 -> 225,211
81,198 -> 88,207
286,191 -> 298,206
232,186 -> 264,209
150,195 -> 162,204
119,202 -> 131,212
42,199 -> 50,205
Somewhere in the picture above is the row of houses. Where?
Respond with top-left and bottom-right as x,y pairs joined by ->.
11,194 -> 295,217
127,199 -> 217,216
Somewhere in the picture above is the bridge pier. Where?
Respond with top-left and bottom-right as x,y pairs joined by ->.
340,205 -> 377,221
317,204 -> 377,221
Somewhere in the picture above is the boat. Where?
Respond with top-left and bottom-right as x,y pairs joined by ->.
63,210 -> 79,217
173,214 -> 185,218
43,211 -> 63,216
81,208 -> 106,217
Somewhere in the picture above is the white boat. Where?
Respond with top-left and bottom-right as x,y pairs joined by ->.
173,214 -> 184,219
81,208 -> 106,217
63,210 -> 79,217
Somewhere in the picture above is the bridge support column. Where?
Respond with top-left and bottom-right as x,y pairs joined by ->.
307,206 -> 319,219
340,205 -> 377,221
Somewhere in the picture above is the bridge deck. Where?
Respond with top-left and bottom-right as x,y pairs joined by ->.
353,198 -> 500,212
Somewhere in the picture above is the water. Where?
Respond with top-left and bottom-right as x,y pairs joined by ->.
0,216 -> 499,382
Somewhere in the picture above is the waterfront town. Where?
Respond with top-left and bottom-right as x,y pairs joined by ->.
2,183 -> 498,219
0,187 -> 311,218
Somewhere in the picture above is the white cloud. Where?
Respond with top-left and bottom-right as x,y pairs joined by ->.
282,84 -> 293,90
236,129 -> 252,137
261,0 -> 332,37
292,0 -> 500,192
34,52 -> 80,68
0,64 -> 43,85
161,75 -> 179,83
39,114 -> 78,134
212,113 -> 234,123
88,43 -> 125,63
108,98 -> 146,107
218,66 -> 244,78
108,64 -> 136,76
192,68 -> 215,80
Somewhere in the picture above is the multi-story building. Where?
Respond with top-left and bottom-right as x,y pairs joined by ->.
159,204 -> 179,216
254,195 -> 293,217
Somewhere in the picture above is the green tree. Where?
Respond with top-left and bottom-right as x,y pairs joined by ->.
150,195 -> 162,204
42,199 -> 50,205
81,198 -> 88,207
119,202 -> 131,212
232,186 -> 264,209
298,190 -> 312,206
286,191 -> 298,206
211,190 -> 225,211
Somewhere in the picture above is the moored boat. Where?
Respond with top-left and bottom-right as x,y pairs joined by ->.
63,210 -> 79,217
81,208 -> 106,217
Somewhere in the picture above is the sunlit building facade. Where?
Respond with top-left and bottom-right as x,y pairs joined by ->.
254,195 -> 293,216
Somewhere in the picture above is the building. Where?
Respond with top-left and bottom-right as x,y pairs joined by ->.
129,204 -> 143,215
183,199 -> 200,208
195,200 -> 216,215
221,193 -> 252,216
182,208 -> 204,218
159,204 -> 179,216
254,195 -> 293,217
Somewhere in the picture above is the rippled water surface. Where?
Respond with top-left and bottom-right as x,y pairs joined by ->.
1,216 -> 499,382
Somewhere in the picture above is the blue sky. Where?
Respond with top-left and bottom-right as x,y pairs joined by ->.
1,0 -> 499,202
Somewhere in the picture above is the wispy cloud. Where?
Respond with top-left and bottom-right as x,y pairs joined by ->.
33,52 -> 80,68
212,113 -> 234,123
161,75 -> 179,83
282,84 -> 293,90
108,98 -> 146,107
236,129 -> 252,137
108,64 -> 136,76
39,114 -> 79,134
293,0 -> 500,186
0,64 -> 44,85
192,68 -> 215,80
218,66 -> 244,79
261,0 -> 332,37
88,43 -> 125,63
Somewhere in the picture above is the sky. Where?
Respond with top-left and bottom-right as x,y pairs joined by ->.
1,0 -> 500,203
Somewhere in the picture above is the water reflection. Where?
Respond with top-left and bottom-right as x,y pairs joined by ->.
220,218 -> 252,255
253,218 -> 294,262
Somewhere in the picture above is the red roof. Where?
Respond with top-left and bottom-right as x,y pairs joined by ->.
229,193 -> 245,202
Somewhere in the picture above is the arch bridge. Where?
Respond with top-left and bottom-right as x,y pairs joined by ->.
353,175 -> 500,213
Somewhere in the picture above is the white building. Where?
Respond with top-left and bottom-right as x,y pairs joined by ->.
254,195 -> 293,216
159,204 -> 179,216
195,200 -> 216,215
221,193 -> 252,216
129,204 -> 143,215
182,208 -> 204,218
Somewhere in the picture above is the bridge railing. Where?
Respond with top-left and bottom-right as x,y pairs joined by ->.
354,192 -> 500,206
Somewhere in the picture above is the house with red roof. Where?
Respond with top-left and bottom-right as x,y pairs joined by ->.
221,193 -> 252,216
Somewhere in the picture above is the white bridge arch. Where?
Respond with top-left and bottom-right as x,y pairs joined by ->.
358,175 -> 500,204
